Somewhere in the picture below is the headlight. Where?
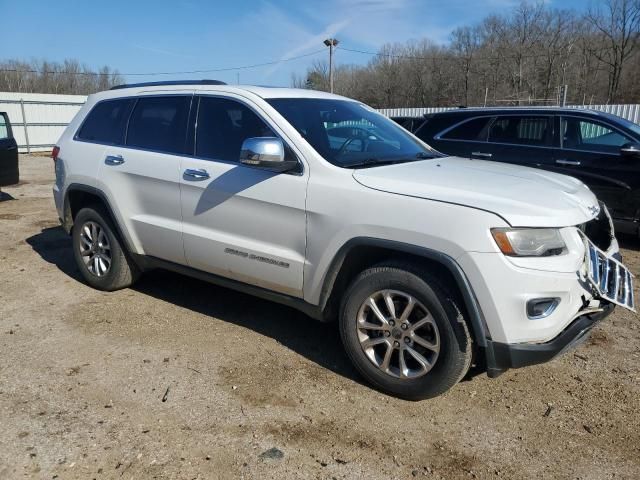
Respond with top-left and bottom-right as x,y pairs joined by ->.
491,228 -> 566,257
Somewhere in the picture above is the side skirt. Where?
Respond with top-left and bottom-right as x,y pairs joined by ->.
132,254 -> 327,321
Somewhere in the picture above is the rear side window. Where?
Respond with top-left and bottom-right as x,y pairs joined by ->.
196,96 -> 275,162
126,96 -> 191,154
488,116 -> 551,146
441,117 -> 491,141
0,114 -> 10,139
76,99 -> 133,144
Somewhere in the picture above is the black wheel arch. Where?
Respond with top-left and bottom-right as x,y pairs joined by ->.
318,237 -> 490,348
62,183 -> 136,256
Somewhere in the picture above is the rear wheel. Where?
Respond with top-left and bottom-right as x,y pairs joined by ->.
340,263 -> 472,400
72,206 -> 139,291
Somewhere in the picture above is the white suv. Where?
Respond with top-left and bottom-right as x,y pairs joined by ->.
52,80 -> 634,400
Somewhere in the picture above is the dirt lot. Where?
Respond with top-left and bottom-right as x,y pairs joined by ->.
1,155 -> 639,480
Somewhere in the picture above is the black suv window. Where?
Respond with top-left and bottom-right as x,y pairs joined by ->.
441,117 -> 491,141
561,117 -> 632,154
77,99 -> 134,144
196,96 -> 275,162
488,116 -> 551,146
0,113 -> 11,140
126,96 -> 191,154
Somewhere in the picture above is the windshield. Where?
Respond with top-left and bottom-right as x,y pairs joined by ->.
267,98 -> 438,167
615,115 -> 640,138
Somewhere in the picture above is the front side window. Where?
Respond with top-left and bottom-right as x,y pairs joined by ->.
561,117 -> 632,154
77,99 -> 134,144
488,116 -> 551,146
267,98 -> 436,168
196,97 -> 275,162
441,117 -> 491,141
0,114 -> 9,140
126,96 -> 191,154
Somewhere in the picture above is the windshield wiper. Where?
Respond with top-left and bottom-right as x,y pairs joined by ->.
345,152 -> 435,169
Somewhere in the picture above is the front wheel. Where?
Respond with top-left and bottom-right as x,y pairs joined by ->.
339,263 -> 472,400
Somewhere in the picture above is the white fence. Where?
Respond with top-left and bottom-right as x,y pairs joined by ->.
0,92 -> 87,153
1,90 -> 639,154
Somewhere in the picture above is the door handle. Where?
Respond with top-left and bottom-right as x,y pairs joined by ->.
6,145 -> 17,151
184,168 -> 210,180
105,155 -> 125,166
472,151 -> 492,158
555,159 -> 581,166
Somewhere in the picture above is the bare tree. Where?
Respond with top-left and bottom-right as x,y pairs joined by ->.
585,0 -> 640,102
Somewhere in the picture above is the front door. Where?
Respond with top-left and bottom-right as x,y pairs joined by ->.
553,115 -> 640,221
180,95 -> 307,297
0,113 -> 19,187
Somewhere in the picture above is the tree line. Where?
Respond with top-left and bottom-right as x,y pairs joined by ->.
292,0 -> 640,108
0,59 -> 123,95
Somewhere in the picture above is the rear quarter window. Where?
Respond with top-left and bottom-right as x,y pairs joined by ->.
440,117 -> 491,141
76,99 -> 134,144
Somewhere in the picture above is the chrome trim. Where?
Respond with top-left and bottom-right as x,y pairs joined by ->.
183,168 -> 210,180
581,232 -> 635,311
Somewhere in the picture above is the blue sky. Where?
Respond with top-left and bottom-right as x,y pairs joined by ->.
2,0 -> 590,86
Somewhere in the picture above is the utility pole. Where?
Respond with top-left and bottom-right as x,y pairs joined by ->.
323,38 -> 339,93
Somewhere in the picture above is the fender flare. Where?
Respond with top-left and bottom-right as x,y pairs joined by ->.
62,183 -> 136,255
318,237 -> 489,347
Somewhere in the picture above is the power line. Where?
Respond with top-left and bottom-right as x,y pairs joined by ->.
0,49 -> 326,77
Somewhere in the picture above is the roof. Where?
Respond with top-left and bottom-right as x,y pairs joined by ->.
430,106 -> 621,120
96,81 -> 348,101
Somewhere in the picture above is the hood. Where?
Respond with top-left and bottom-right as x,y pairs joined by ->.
353,157 -> 599,227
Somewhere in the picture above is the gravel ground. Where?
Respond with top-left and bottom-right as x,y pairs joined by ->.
1,155 -> 639,480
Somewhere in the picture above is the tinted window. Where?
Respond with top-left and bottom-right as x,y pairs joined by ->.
268,98 -> 435,167
441,117 -> 491,141
488,116 -> 550,146
196,97 -> 275,161
126,96 -> 191,154
561,117 -> 632,154
77,99 -> 133,144
0,114 -> 9,140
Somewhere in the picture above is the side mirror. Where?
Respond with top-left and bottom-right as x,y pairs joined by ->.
620,143 -> 640,158
239,137 -> 297,172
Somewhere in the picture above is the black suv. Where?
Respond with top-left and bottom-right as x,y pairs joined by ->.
411,108 -> 640,235
0,112 -> 19,188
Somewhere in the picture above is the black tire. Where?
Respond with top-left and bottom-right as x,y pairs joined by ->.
339,262 -> 472,400
72,206 -> 139,291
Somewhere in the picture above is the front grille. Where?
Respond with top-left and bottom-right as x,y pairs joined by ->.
583,235 -> 635,311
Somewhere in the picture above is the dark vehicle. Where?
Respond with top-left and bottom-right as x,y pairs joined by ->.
0,112 -> 19,188
390,116 -> 426,133
413,108 -> 640,235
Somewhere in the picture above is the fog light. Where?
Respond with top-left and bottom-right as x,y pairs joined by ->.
527,298 -> 560,319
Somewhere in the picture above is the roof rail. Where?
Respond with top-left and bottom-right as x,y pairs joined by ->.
110,79 -> 227,90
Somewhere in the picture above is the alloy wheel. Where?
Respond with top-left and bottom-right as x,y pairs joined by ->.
356,289 -> 440,379
78,221 -> 112,277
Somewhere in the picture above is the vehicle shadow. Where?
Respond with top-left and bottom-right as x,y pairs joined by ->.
0,191 -> 16,202
26,227 -> 362,386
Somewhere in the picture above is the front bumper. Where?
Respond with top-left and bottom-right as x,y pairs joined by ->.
484,303 -> 614,377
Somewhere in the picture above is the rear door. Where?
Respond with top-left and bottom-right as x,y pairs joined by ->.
480,115 -> 555,167
179,94 -> 307,297
553,115 -> 640,221
0,112 -> 19,187
97,94 -> 192,265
